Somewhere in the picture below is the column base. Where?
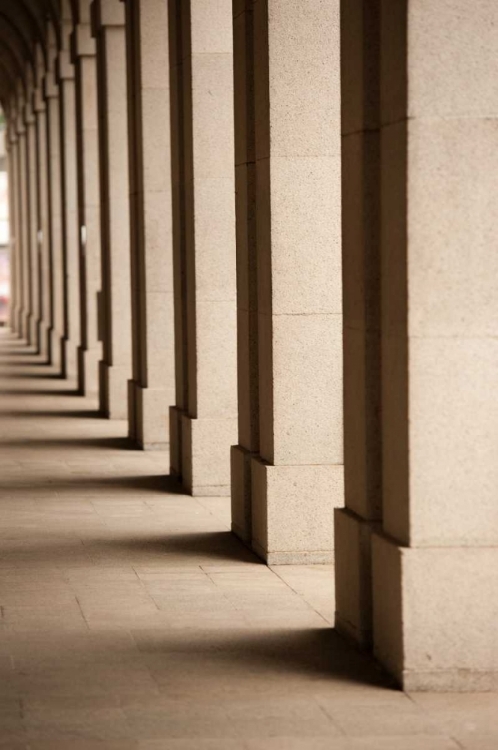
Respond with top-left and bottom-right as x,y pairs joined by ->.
231,444 -> 255,544
180,413 -> 237,496
169,405 -> 184,479
251,457 -> 343,565
77,345 -> 102,396
99,360 -> 131,419
38,321 -> 50,360
128,381 -> 172,450
21,311 -> 30,343
334,508 -> 380,649
62,337 -> 78,380
372,532 -> 498,691
27,315 -> 39,351
9,305 -> 19,333
49,328 -> 63,371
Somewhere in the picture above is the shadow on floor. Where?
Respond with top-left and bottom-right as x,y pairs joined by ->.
89,531 -> 260,563
0,349 -> 41,357
0,409 -> 103,419
0,473 -> 181,495
0,371 -> 65,380
0,531 -> 259,566
0,436 -> 137,450
142,627 -> 395,688
0,388 -> 81,397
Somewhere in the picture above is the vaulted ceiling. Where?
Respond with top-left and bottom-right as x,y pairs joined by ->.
0,0 -> 91,112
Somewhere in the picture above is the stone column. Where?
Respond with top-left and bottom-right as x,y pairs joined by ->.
34,47 -> 52,358
334,0 -> 382,648
124,0 -> 174,450
45,27 -> 65,369
232,0 -> 343,563
7,117 -> 20,334
231,0 -> 258,541
71,17 -> 102,395
168,0 -> 237,496
351,0 -> 498,691
58,17 -> 80,378
16,88 -> 30,342
25,77 -> 41,349
91,0 -> 132,418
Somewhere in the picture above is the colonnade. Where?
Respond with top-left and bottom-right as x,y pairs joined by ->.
2,0 -> 497,692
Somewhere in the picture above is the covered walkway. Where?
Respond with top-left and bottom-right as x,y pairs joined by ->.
0,328 -> 491,748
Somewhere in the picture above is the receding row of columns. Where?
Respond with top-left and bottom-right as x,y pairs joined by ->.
4,0 -> 497,692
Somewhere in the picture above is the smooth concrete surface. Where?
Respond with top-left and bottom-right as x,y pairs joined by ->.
1,329 -> 496,748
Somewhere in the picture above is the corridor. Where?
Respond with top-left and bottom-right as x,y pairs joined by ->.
0,327 -> 495,748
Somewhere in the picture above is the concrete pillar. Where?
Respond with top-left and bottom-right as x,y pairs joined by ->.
124,0 -> 174,450
34,47 -> 52,359
334,0 -> 382,649
44,26 -> 64,369
58,13 -> 80,378
71,16 -> 102,395
16,87 -> 30,342
168,0 -> 237,496
340,0 -> 498,691
231,0 -> 343,562
231,0 -> 258,541
91,0 -> 132,418
7,116 -> 20,334
25,72 -> 41,350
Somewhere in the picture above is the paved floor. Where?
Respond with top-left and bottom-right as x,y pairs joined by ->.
0,329 -> 496,749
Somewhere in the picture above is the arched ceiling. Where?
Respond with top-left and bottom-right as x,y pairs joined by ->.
0,0 -> 80,110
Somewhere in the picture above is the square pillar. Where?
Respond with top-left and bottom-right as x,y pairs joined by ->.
34,49 -> 52,360
24,74 -> 41,350
6,122 -> 19,333
124,0 -> 175,449
168,0 -> 237,495
230,0 -> 258,542
340,0 -> 498,690
16,88 -> 30,342
91,0 -> 132,418
71,22 -> 102,395
57,31 -> 81,379
233,0 -> 343,563
44,36 -> 65,369
7,105 -> 23,336
334,0 -> 382,648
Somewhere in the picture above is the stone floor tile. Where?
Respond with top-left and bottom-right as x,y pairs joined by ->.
0,333 -> 491,747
